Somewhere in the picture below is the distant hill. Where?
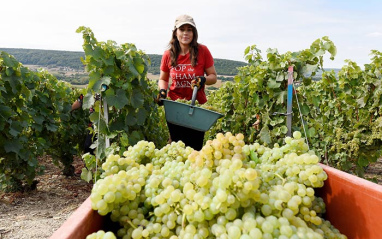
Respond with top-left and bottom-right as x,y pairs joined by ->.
0,48 -> 247,76
0,48 -> 85,70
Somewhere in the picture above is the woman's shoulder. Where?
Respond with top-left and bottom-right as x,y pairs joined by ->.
198,44 -> 209,51
197,44 -> 212,57
162,49 -> 171,56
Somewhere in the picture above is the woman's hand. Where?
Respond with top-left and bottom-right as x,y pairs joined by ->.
155,89 -> 167,106
191,76 -> 206,90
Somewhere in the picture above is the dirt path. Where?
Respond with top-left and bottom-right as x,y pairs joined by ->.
0,156 -> 92,239
364,157 -> 382,184
0,156 -> 381,239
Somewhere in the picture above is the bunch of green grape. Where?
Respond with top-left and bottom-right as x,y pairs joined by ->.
86,230 -> 116,239
150,141 -> 194,167
87,131 -> 347,239
101,141 -> 156,177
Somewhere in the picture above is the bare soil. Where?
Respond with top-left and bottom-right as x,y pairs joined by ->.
0,156 -> 381,239
0,156 -> 92,239
364,157 -> 382,184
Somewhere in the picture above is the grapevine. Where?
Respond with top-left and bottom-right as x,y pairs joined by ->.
76,27 -> 168,181
301,52 -> 382,175
0,51 -> 88,191
204,37 -> 382,176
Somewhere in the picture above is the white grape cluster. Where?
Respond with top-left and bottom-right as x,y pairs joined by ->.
86,230 -> 116,239
151,141 -> 194,167
101,141 -> 156,177
87,131 -> 347,239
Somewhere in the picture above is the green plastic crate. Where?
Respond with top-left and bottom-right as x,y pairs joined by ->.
162,99 -> 223,132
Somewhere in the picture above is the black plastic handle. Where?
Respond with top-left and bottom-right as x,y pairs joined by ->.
191,86 -> 198,106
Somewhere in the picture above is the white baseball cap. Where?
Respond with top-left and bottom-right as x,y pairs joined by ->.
174,14 -> 196,28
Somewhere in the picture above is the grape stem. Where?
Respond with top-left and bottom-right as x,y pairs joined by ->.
182,213 -> 186,229
230,191 -> 241,202
126,220 -> 137,229
175,205 -> 182,215
274,173 -> 286,185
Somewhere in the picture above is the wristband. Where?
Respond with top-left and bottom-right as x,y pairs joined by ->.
159,89 -> 167,98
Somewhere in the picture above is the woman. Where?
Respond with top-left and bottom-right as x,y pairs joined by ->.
157,14 -> 217,149
157,14 -> 217,104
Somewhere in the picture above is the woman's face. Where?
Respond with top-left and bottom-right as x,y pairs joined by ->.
176,24 -> 194,46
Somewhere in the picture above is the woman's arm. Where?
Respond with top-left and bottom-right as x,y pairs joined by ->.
158,70 -> 170,90
205,65 -> 217,85
71,100 -> 82,111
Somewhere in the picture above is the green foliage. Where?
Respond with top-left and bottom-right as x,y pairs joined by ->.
205,37 -> 382,176
0,28 -> 170,190
0,52 -> 88,191
302,51 -> 382,175
206,38 -> 336,144
81,153 -> 99,183
76,27 -> 168,180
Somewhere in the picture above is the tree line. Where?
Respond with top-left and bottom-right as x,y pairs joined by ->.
0,48 -> 247,76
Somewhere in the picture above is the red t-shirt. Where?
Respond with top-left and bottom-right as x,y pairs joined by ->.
160,44 -> 214,104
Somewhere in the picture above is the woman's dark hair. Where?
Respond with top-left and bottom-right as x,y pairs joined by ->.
169,25 -> 199,67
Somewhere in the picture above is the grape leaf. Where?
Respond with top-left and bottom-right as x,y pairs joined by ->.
81,168 -> 93,183
131,90 -> 144,108
267,80 -> 281,89
136,108 -> 148,125
250,150 -> 260,163
105,89 -> 128,109
4,140 -> 22,154
259,126 -> 271,145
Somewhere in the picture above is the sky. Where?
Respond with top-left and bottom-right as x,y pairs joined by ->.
1,0 -> 382,69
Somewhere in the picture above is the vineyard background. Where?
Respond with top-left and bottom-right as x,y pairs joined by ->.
1,30 -> 382,238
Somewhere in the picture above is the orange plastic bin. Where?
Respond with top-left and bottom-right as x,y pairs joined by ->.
316,164 -> 382,239
49,197 -> 104,239
51,164 -> 382,239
